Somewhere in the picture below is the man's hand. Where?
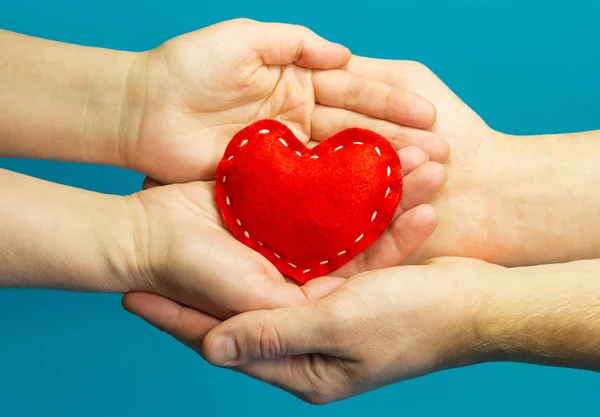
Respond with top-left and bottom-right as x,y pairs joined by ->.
125,257 -> 600,404
344,57 -> 600,266
123,258 -> 497,404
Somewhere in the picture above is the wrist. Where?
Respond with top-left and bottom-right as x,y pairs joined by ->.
429,258 -> 507,370
0,169 -> 140,292
94,193 -> 153,293
0,30 -> 147,167
83,49 -> 147,168
486,131 -> 600,265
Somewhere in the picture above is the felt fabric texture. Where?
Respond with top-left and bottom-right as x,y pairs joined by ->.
215,119 -> 402,284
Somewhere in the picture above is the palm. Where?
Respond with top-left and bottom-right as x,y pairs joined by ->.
130,144 -> 444,320
126,20 -> 448,184
345,58 -> 502,262
139,55 -> 315,183
132,181 -> 294,319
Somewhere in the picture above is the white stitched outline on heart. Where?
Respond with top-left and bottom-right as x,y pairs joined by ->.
221,128 -> 399,275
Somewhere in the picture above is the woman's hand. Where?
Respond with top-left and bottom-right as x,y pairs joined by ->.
123,257 -> 502,404
0,21 -> 447,182
0,146 -> 445,320
123,19 -> 447,183
124,146 -> 446,319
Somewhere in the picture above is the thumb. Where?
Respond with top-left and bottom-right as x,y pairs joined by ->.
245,20 -> 351,69
203,304 -> 333,366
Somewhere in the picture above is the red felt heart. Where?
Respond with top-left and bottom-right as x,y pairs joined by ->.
215,120 -> 402,284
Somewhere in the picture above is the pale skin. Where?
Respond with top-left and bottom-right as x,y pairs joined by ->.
125,257 -> 600,405
3,16 -> 599,403
0,19 -> 447,183
0,20 -> 447,319
340,58 -> 600,266
124,58 -> 600,403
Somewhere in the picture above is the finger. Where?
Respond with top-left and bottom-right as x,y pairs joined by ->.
311,105 -> 449,163
337,204 -> 438,275
312,70 -> 436,129
142,177 -> 163,190
122,292 -> 220,357
123,292 -> 344,404
248,21 -> 351,69
343,55 -> 414,90
398,146 -> 429,176
203,305 -> 333,367
398,161 -> 447,214
301,276 -> 346,301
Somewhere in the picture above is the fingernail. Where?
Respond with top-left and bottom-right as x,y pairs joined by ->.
210,335 -> 238,365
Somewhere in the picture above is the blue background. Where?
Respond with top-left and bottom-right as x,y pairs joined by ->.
1,0 -> 599,415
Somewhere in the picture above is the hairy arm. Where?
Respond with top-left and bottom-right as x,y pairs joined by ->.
0,29 -> 143,165
0,169 -> 135,292
476,258 -> 600,371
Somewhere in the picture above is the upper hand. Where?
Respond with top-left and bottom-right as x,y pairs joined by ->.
342,57 -> 510,264
121,19 -> 448,183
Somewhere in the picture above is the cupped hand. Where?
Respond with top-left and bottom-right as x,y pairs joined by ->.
342,57 -> 509,263
122,19 -> 448,183
124,146 -> 446,320
123,257 -> 502,404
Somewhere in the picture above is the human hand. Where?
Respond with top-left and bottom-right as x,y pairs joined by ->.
122,145 -> 446,319
121,19 -> 448,183
123,257 -> 503,404
343,57 -> 569,266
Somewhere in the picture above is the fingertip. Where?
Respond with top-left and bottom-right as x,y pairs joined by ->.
429,134 -> 450,164
296,39 -> 351,69
301,276 -> 346,301
413,95 -> 437,129
426,161 -> 449,190
398,145 -> 428,176
331,42 -> 352,62
398,130 -> 448,164
121,292 -> 182,332
414,204 -> 439,239
415,204 -> 438,227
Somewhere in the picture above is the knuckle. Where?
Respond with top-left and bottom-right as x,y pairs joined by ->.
292,23 -> 311,33
229,17 -> 255,26
403,60 -> 429,73
342,77 -> 362,108
256,319 -> 285,360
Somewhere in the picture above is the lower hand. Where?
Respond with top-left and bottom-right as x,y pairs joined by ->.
123,146 -> 446,319
123,257 -> 502,404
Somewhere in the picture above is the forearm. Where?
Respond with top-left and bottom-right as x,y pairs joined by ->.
0,29 -> 144,166
489,131 -> 600,265
0,169 -> 137,292
474,259 -> 600,371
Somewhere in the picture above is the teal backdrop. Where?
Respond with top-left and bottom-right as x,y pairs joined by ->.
1,0 -> 599,415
